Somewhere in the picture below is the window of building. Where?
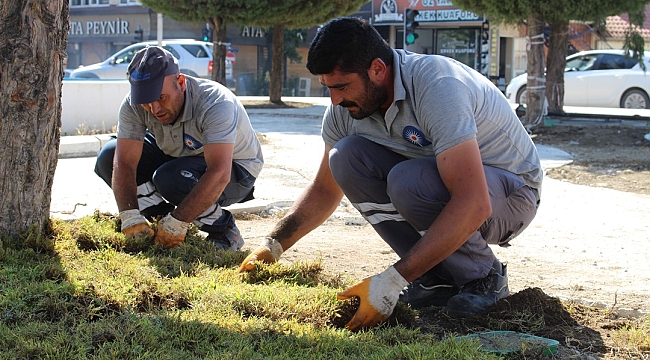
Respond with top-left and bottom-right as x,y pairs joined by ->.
70,0 -> 110,7
70,0 -> 140,6
436,28 -> 480,70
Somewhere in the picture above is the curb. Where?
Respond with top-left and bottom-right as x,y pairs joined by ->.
58,135 -> 575,170
226,199 -> 271,215
535,144 -> 574,170
59,133 -> 114,158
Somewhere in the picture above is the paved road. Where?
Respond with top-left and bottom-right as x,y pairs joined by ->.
50,99 -> 575,220
51,99 -> 329,219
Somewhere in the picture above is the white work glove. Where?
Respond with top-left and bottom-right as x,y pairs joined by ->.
154,213 -> 190,248
120,209 -> 154,239
238,237 -> 284,272
337,266 -> 409,330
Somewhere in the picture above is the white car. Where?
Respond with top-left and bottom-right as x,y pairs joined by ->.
505,50 -> 650,108
69,39 -> 235,90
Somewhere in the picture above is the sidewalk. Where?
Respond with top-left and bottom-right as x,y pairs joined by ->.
58,96 -> 650,158
52,96 -> 574,219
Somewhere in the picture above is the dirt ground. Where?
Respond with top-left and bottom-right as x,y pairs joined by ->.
533,124 -> 650,196
236,108 -> 650,359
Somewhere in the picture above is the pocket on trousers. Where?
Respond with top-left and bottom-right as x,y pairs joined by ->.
479,217 -> 525,247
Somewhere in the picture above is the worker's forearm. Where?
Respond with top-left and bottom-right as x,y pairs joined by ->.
268,181 -> 344,251
112,167 -> 139,211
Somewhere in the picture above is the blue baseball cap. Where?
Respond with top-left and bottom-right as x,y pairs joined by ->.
128,46 -> 179,105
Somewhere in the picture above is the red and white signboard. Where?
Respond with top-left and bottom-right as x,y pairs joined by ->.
226,51 -> 236,64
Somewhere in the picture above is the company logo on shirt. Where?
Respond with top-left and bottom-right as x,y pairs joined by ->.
184,134 -> 203,150
402,126 -> 432,147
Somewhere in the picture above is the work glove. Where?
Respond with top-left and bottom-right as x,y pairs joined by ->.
154,213 -> 190,248
337,266 -> 409,330
238,237 -> 284,273
120,209 -> 154,239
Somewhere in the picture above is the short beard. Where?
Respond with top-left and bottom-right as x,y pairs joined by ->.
347,78 -> 388,119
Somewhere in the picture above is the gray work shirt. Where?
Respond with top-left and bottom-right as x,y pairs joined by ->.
322,49 -> 542,190
117,75 -> 263,178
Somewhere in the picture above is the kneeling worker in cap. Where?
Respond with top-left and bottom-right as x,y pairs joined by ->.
95,46 -> 263,250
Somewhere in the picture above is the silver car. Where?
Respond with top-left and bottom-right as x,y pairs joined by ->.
69,39 -> 235,90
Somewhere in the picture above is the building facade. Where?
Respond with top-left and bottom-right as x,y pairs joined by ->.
67,0 -> 319,95
66,1 -> 650,97
69,1 -> 524,96
367,0 -> 523,91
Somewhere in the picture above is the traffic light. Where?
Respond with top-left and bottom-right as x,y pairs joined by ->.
201,27 -> 212,42
134,26 -> 143,42
404,8 -> 419,46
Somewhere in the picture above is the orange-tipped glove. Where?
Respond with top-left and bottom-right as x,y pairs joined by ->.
120,209 -> 154,239
154,213 -> 190,248
238,237 -> 284,273
337,266 -> 409,330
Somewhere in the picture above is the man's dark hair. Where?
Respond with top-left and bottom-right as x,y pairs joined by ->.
307,17 -> 393,77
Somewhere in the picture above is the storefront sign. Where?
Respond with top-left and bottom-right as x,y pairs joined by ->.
372,0 -> 480,25
241,26 -> 265,37
438,42 -> 476,54
417,9 -> 479,22
373,0 -> 403,23
68,18 -> 130,36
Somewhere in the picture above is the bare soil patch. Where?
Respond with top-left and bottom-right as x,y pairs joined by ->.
237,215 -> 648,359
238,115 -> 650,359
532,124 -> 650,195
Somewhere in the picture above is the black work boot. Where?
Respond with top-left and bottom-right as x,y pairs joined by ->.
399,271 -> 459,309
446,260 -> 509,317
140,202 -> 176,222
206,224 -> 245,251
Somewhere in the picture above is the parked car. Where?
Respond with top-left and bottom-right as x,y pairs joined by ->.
69,39 -> 235,90
505,50 -> 650,109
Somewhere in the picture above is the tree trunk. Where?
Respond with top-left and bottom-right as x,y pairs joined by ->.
545,22 -> 570,113
209,17 -> 227,86
269,24 -> 285,104
0,0 -> 68,238
524,12 -> 546,129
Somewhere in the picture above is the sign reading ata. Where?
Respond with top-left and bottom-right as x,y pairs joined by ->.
240,26 -> 265,37
68,18 -> 130,36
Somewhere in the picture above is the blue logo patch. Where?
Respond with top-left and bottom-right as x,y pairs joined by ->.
184,134 -> 203,150
402,126 -> 432,147
130,70 -> 151,81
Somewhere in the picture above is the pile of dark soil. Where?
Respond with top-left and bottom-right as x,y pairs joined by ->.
415,287 -> 643,359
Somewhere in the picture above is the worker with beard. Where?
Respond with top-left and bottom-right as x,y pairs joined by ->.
239,17 -> 542,330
